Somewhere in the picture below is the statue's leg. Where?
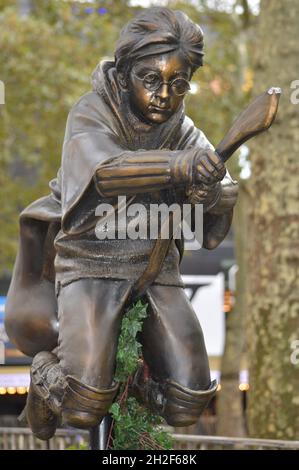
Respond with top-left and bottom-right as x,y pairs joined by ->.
25,278 -> 132,439
134,285 -> 217,427
5,219 -> 60,357
56,278 -> 131,428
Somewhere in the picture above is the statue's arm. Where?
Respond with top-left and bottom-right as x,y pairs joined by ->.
94,148 -> 198,197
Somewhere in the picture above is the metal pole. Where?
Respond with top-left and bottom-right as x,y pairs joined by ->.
89,415 -> 112,450
89,425 -> 100,450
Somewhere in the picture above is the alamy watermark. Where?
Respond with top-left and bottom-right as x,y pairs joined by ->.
0,80 -> 5,105
290,339 -> 299,365
0,325 -> 8,365
95,196 -> 203,250
290,80 -> 299,104
0,342 -> 5,364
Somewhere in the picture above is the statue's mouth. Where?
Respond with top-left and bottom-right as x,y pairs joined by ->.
149,105 -> 170,113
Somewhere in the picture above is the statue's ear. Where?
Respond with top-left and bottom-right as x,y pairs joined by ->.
118,72 -> 128,91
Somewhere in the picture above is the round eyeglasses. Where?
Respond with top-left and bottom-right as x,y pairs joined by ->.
132,71 -> 191,96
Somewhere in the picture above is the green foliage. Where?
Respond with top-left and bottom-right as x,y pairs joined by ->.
110,397 -> 173,450
109,301 -> 174,450
114,300 -> 148,383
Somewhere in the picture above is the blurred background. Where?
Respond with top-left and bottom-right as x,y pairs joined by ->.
0,0 -> 298,448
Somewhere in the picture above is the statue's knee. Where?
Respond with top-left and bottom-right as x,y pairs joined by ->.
5,306 -> 58,357
5,279 -> 58,356
163,380 -> 217,427
61,376 -> 119,429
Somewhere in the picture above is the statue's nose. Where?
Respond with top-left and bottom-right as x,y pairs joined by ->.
156,83 -> 170,100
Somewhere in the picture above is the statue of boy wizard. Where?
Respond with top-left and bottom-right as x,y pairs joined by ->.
5,7 -> 238,439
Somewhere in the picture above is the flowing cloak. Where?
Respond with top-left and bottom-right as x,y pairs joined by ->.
5,60 -> 216,327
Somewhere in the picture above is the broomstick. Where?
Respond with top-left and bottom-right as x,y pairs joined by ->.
216,87 -> 281,162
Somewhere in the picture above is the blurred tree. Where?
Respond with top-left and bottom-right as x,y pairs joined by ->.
0,1 -> 134,270
247,0 -> 299,439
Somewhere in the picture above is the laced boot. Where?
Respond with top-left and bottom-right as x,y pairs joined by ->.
25,351 -> 66,440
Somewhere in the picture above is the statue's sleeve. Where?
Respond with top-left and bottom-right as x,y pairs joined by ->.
94,149 -> 197,198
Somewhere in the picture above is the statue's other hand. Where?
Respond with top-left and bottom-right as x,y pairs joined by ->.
209,176 -> 239,214
186,181 -> 221,207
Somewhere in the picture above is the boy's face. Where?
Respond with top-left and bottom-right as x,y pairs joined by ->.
128,50 -> 192,124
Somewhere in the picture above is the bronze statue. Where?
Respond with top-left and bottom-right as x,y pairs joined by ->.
5,7 -> 279,440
